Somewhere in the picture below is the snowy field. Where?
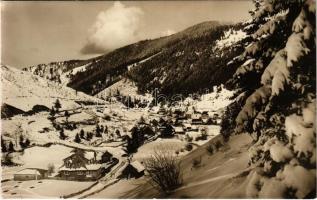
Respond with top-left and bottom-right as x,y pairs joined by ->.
133,138 -> 186,161
1,180 -> 94,199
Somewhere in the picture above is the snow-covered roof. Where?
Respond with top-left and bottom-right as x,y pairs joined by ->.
15,169 -> 41,175
191,114 -> 201,120
174,127 -> 185,132
192,125 -> 198,130
59,163 -> 104,171
202,118 -> 209,123
84,151 -> 103,160
130,161 -> 145,173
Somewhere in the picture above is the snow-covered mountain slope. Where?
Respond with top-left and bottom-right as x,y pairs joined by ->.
1,65 -> 103,112
95,78 -> 152,101
24,21 -> 246,97
214,28 -> 248,51
183,85 -> 235,113
24,59 -> 95,86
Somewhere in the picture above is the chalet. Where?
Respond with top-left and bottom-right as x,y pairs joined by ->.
157,107 -> 166,114
174,126 -> 185,134
172,109 -> 184,118
120,161 -> 145,179
183,123 -> 192,131
191,114 -> 203,125
201,111 -> 209,119
191,125 -> 199,132
202,118 -> 210,124
185,110 -> 194,119
58,150 -> 112,181
14,168 -> 48,181
212,113 -> 220,119
191,113 -> 201,119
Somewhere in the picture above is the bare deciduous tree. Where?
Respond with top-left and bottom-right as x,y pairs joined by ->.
144,148 -> 182,194
48,163 -> 55,175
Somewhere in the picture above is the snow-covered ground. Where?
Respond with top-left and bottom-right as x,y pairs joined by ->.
1,65 -> 237,199
12,145 -> 73,169
1,65 -> 103,112
1,179 -> 94,199
179,84 -> 235,115
95,78 -> 153,103
215,28 -> 247,50
133,138 -> 186,162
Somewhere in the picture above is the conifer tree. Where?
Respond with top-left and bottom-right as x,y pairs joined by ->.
226,0 -> 316,198
8,142 -> 14,153
74,133 -> 81,143
1,138 -> 7,153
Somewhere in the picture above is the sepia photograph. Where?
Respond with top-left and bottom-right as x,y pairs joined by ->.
1,0 -> 316,199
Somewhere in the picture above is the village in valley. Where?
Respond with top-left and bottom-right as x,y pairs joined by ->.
3,0 -> 315,198
1,65 -> 233,198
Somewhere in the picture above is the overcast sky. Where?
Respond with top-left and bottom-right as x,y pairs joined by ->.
1,1 -> 253,69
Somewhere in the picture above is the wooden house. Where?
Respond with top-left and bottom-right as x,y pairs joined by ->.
58,150 -> 111,181
183,123 -> 192,131
191,114 -> 203,125
172,109 -> 183,118
120,161 -> 145,179
157,107 -> 166,114
14,168 -> 48,181
191,125 -> 199,132
174,126 -> 185,134
201,111 -> 209,119
185,110 -> 194,119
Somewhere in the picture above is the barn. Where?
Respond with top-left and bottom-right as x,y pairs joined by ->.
14,168 -> 44,181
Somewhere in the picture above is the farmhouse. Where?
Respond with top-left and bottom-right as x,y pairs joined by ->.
191,114 -> 203,125
191,125 -> 199,132
157,106 -> 166,114
201,111 -> 209,119
14,168 -> 48,181
174,126 -> 185,134
184,123 -> 192,131
58,149 -> 113,181
120,161 -> 145,179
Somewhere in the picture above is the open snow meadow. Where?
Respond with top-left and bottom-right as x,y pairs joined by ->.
1,0 -> 316,199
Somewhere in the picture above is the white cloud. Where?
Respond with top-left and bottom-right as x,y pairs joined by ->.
81,1 -> 143,54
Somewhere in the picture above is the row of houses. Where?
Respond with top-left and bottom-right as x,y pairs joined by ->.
158,107 -> 221,125
14,150 -> 146,181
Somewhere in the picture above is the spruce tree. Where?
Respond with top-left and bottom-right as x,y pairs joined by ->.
59,128 -> 66,140
74,133 -> 81,143
8,142 -> 14,152
54,99 -> 61,112
64,110 -> 70,122
1,138 -> 7,153
19,135 -> 25,149
95,125 -> 102,137
80,129 -> 85,139
227,0 -> 316,198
